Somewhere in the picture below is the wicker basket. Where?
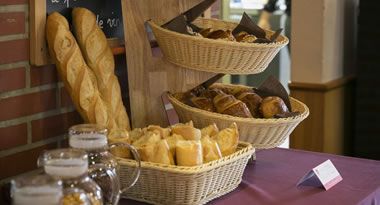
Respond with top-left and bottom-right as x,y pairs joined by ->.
148,18 -> 288,74
118,142 -> 254,205
167,86 -> 309,149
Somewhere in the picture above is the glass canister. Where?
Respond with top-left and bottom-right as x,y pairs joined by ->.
11,174 -> 63,205
68,124 -> 141,205
38,148 -> 103,205
11,173 -> 92,205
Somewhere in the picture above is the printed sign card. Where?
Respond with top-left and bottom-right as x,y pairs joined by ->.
297,160 -> 342,190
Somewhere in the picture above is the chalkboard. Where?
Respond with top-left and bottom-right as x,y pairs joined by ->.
46,0 -> 124,39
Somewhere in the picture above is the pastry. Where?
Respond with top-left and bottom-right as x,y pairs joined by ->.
201,123 -> 219,138
138,139 -> 174,165
72,8 -> 131,131
212,123 -> 239,156
146,125 -> 171,138
236,92 -> 263,117
199,88 -> 223,99
171,124 -> 201,141
128,128 -> 144,143
176,140 -> 203,166
165,134 -> 185,157
46,12 -> 108,127
132,131 -> 161,148
213,92 -> 252,118
201,136 -> 222,163
190,97 -> 215,112
206,29 -> 235,41
260,96 -> 289,118
108,131 -> 132,159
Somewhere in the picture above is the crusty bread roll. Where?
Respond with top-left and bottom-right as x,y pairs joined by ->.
171,125 -> 201,141
108,130 -> 132,159
132,131 -> 161,148
46,12 -> 108,127
146,125 -> 171,138
72,7 -> 130,131
201,123 -> 219,138
212,123 -> 239,156
176,140 -> 203,166
137,139 -> 174,165
165,134 -> 185,156
201,136 -> 222,163
129,128 -> 144,143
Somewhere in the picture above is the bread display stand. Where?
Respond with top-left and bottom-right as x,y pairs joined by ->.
121,0 -> 215,128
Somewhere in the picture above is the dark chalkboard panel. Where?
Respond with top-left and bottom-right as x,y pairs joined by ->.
46,0 -> 123,39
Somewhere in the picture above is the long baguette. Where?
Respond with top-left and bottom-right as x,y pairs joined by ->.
72,7 -> 131,131
46,12 -> 108,127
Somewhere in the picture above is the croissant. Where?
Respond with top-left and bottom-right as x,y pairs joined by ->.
199,88 -> 223,99
213,92 -> 252,118
190,97 -> 215,112
236,92 -> 263,118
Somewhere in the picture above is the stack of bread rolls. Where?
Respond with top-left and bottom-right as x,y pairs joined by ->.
109,121 -> 239,166
46,8 -> 131,133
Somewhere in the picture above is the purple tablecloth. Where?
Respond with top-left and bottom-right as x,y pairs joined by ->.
120,148 -> 380,205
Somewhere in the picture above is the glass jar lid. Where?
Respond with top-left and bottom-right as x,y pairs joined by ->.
69,124 -> 108,150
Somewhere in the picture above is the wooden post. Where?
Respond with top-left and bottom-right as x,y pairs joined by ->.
121,0 -> 215,128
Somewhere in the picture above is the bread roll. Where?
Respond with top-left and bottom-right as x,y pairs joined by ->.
171,125 -> 201,141
72,7 -> 130,131
108,130 -> 132,159
46,12 -> 108,126
138,139 -> 174,165
201,123 -> 219,138
165,134 -> 185,156
132,131 -> 161,148
201,136 -> 222,163
260,96 -> 289,118
129,128 -> 144,143
146,125 -> 171,138
176,140 -> 203,166
212,123 -> 239,156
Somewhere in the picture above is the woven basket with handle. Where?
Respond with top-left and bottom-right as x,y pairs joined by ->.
118,142 -> 254,205
148,18 -> 289,74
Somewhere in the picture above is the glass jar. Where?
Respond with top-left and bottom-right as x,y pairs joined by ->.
11,173 -> 91,205
69,124 -> 141,205
11,174 -> 63,205
38,148 -> 103,205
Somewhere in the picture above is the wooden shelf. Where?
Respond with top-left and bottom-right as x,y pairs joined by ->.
111,46 -> 126,55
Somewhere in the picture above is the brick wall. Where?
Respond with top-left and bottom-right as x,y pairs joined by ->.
0,1 -> 81,185
0,1 -> 129,189
354,1 -> 380,159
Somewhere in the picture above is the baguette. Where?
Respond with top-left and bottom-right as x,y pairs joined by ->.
46,12 -> 108,126
72,7 -> 131,131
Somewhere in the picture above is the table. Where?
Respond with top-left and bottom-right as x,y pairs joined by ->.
120,148 -> 380,205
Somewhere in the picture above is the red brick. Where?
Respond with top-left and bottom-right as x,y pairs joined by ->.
0,143 -> 57,180
30,64 -> 58,86
0,12 -> 25,35
0,67 -> 25,92
60,87 -> 74,107
0,123 -> 27,150
0,39 -> 28,64
0,0 -> 27,5
0,89 -> 57,121
32,111 -> 83,142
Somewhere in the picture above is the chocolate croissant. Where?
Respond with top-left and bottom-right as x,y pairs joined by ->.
213,92 -> 252,118
236,92 -> 262,118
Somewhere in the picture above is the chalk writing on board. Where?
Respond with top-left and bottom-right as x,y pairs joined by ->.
46,0 -> 124,39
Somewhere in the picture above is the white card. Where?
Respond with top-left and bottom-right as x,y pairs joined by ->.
297,159 -> 342,190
